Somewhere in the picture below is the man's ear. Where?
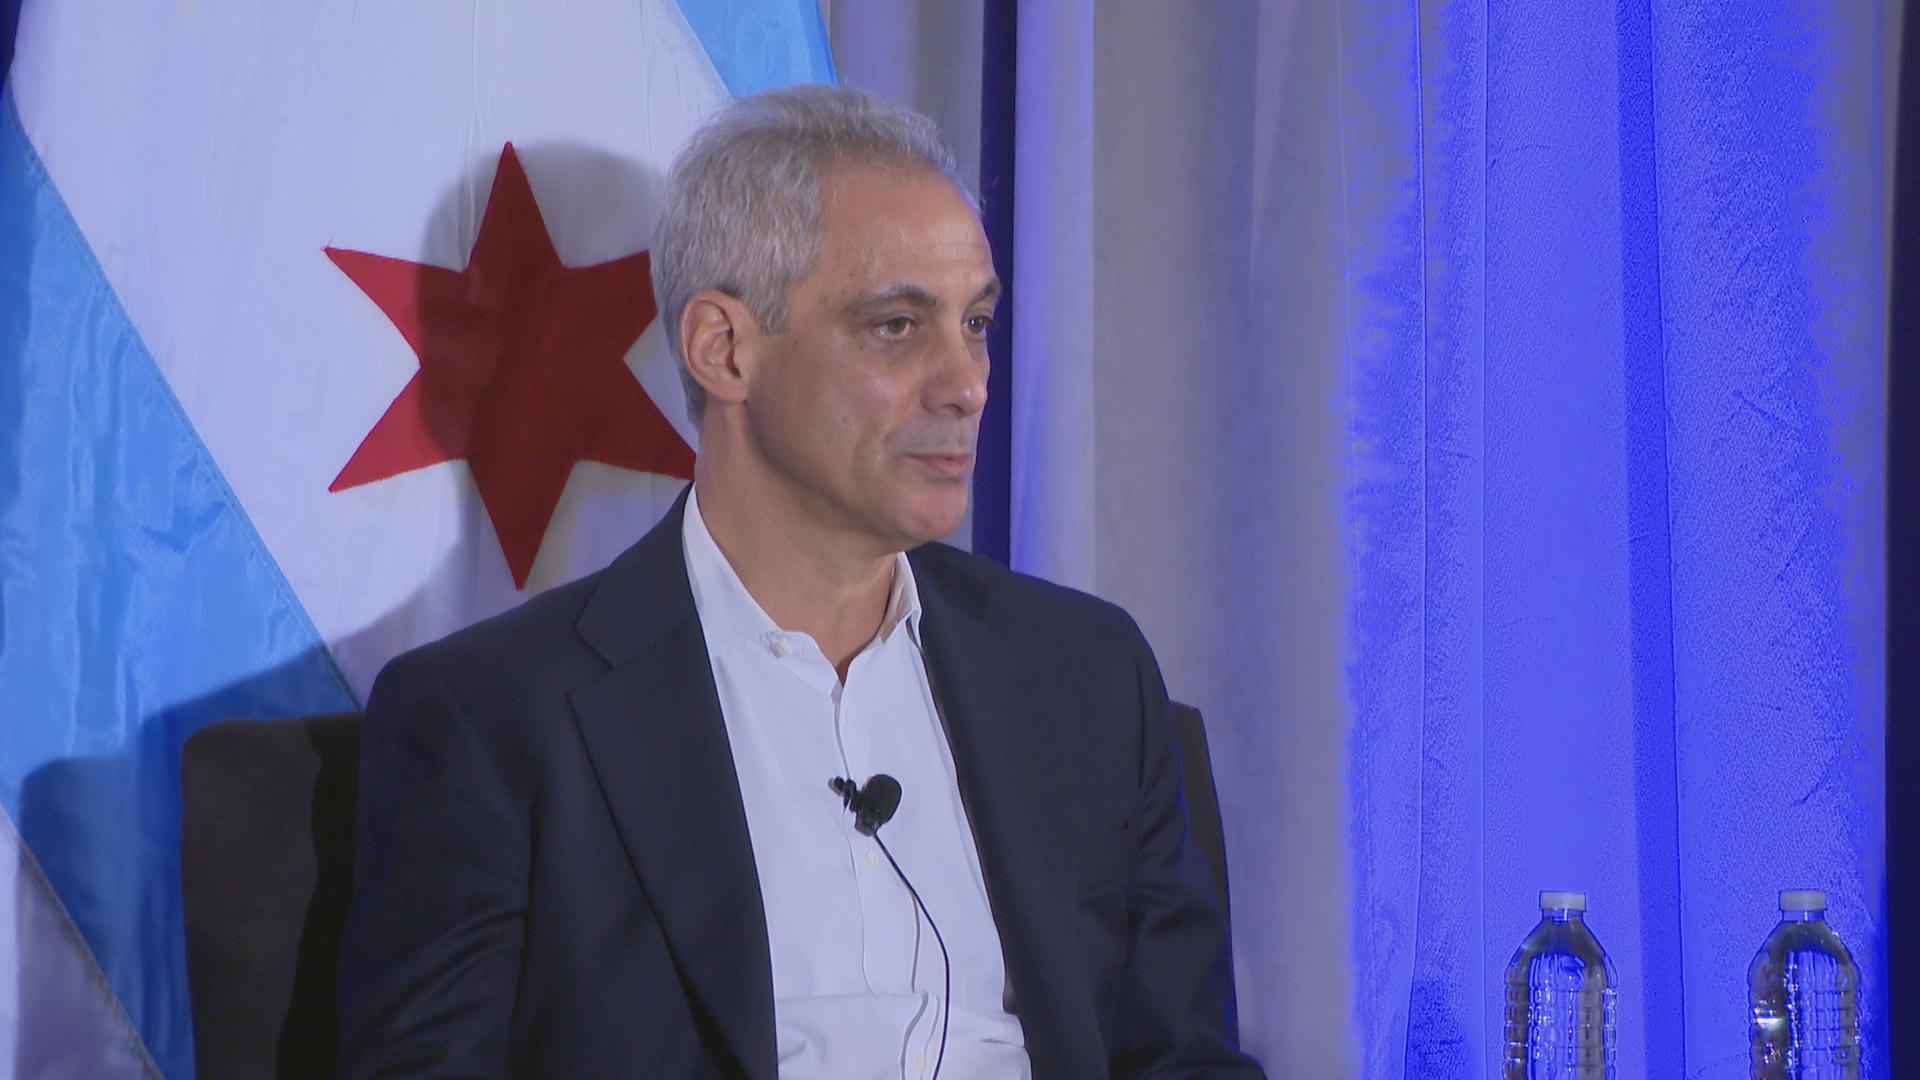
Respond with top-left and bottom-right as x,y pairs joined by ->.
680,289 -> 762,410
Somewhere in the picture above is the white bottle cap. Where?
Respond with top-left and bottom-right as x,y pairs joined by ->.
1779,890 -> 1827,912
1539,891 -> 1586,912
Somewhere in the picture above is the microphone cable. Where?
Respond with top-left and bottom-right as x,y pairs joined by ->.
831,775 -> 950,1080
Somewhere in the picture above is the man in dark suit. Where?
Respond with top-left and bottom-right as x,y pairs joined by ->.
336,85 -> 1262,1079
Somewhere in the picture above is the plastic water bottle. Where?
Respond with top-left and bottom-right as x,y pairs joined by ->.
1503,890 -> 1617,1079
1748,889 -> 1860,1078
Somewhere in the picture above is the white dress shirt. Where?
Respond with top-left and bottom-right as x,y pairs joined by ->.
681,489 -> 1031,1080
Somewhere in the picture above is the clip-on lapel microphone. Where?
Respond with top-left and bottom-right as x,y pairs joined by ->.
829,773 -> 949,1080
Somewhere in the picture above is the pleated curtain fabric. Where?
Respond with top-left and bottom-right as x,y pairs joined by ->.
832,1 -> 1892,1074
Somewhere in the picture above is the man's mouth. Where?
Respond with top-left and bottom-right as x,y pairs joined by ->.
906,452 -> 975,479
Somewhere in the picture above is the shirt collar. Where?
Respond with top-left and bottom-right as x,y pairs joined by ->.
682,486 -> 923,652
879,545 -> 924,648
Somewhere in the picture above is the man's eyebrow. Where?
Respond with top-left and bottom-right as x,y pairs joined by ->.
842,278 -> 1005,316
844,284 -> 941,315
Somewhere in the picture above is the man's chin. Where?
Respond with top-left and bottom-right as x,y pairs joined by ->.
891,496 -> 970,548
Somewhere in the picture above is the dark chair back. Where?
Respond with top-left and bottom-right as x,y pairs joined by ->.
1171,703 -> 1233,928
180,714 -> 361,1080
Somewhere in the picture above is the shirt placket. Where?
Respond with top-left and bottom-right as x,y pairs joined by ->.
834,648 -> 924,1002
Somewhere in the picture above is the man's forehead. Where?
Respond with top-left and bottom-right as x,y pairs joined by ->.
808,166 -> 995,303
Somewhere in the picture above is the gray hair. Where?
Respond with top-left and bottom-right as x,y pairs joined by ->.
651,83 -> 975,426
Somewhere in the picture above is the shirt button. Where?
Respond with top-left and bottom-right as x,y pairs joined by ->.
864,850 -> 880,869
915,1052 -> 927,1073
768,638 -> 791,658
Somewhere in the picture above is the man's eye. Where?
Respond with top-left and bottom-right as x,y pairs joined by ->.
877,316 -> 915,338
965,314 -> 996,336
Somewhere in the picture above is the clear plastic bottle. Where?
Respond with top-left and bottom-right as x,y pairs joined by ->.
1503,890 -> 1618,1079
1748,889 -> 1860,1079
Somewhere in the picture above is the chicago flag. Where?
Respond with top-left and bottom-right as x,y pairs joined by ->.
0,2 -> 833,1075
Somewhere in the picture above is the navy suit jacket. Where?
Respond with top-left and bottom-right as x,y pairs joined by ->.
336,494 -> 1262,1078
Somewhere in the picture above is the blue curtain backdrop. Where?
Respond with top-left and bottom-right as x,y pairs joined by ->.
964,1 -> 1892,1074
1888,0 -> 1920,1071
1345,3 -> 1885,1074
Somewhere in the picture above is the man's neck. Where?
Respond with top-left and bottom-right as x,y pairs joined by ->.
692,467 -> 897,679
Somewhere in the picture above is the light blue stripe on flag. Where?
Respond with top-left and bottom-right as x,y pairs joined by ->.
0,90 -> 357,1078
674,0 -> 837,96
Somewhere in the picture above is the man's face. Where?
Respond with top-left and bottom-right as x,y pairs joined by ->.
743,164 -> 997,553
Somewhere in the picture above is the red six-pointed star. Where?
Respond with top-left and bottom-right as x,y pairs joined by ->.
326,143 -> 694,588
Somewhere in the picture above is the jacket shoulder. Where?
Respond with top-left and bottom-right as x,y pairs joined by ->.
370,567 -> 608,706
909,542 -> 1144,646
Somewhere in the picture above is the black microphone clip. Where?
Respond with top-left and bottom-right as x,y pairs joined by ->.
826,772 -> 947,1079
829,773 -> 902,836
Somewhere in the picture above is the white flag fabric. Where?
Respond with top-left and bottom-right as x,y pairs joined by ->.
0,1 -> 832,1073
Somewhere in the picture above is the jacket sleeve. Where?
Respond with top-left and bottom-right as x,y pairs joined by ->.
335,652 -> 529,1079
1110,617 -> 1267,1078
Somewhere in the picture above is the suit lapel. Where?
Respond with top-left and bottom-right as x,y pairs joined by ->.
911,552 -> 1104,1073
559,515 -> 1096,1076
568,493 -> 777,1080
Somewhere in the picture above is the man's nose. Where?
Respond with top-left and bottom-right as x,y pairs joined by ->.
927,329 -> 988,417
